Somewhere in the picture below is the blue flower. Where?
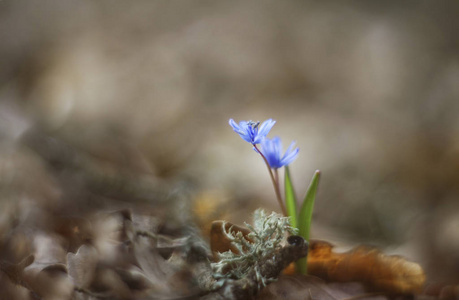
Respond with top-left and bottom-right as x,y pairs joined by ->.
229,119 -> 276,144
260,136 -> 299,169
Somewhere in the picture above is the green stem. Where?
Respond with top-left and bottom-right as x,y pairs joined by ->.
253,144 -> 287,216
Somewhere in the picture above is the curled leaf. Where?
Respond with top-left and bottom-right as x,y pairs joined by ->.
307,240 -> 426,295
210,220 -> 252,260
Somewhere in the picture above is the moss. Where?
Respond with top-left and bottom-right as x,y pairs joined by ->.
211,209 -> 297,288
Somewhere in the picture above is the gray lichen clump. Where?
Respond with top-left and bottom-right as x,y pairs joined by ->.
211,209 -> 298,288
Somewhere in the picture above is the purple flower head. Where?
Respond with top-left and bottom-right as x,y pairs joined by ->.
229,118 -> 276,145
260,136 -> 299,169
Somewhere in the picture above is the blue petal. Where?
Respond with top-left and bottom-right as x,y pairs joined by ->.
260,136 -> 299,169
256,119 -> 276,140
238,121 -> 247,128
241,133 -> 254,143
229,119 -> 244,134
261,136 -> 281,168
281,147 -> 299,166
229,118 -> 238,129
272,136 -> 282,157
281,141 -> 296,161
229,119 -> 252,142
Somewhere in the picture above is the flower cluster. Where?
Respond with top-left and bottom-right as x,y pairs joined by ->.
229,118 -> 320,275
229,119 -> 299,169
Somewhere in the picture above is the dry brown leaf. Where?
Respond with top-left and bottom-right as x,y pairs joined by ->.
67,244 -> 99,289
0,254 -> 39,299
24,233 -> 73,299
307,240 -> 426,295
258,275 -> 387,300
0,254 -> 34,285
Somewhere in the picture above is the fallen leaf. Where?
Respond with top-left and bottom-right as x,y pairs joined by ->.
67,244 -> 99,289
307,240 -> 426,295
0,254 -> 34,285
258,275 -> 387,300
23,233 -> 73,299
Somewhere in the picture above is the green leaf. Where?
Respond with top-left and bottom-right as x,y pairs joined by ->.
297,170 -> 321,274
284,166 -> 298,228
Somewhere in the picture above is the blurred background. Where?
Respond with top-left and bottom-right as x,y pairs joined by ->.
0,0 -> 458,286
